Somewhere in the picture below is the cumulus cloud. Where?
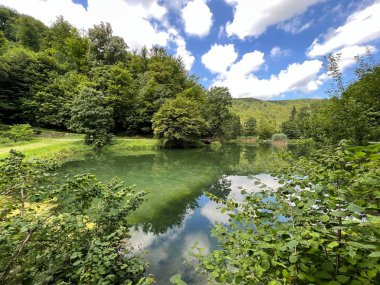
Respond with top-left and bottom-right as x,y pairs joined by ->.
229,50 -> 265,75
201,43 -> 323,99
201,44 -> 238,74
215,59 -> 324,99
224,0 -> 321,39
307,1 -> 380,57
182,0 -> 213,37
0,0 -> 170,49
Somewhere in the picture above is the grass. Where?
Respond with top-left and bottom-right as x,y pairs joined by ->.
0,136 -> 161,161
110,138 -> 160,151
0,138 -> 86,160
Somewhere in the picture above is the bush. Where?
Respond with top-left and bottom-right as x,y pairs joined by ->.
0,150 -> 152,284
210,140 -> 222,150
4,124 -> 34,142
272,133 -> 287,141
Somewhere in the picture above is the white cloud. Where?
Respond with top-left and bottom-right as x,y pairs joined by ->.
308,1 -> 380,57
270,47 -> 291,57
229,50 -> 265,75
201,44 -> 238,74
182,0 -> 213,37
211,54 -> 323,99
0,0 -> 170,50
225,0 -> 321,39
201,200 -> 230,224
201,43 -> 324,99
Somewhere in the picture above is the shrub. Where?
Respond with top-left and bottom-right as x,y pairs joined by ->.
272,133 -> 287,141
4,124 -> 34,142
210,140 -> 222,150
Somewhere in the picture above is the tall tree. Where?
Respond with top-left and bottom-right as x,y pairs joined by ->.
205,86 -> 233,139
69,87 -> 114,151
243,116 -> 257,137
0,47 -> 57,123
88,22 -> 128,66
0,6 -> 18,41
14,15 -> 47,51
152,87 -> 207,147
90,64 -> 136,132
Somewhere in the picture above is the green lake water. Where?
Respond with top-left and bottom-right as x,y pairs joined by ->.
59,144 -> 285,284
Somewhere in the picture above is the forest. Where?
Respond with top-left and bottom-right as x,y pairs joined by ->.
0,5 -> 379,285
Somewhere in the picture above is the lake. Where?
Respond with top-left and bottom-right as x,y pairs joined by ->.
59,144 -> 285,284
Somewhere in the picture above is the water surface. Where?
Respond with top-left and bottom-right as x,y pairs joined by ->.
59,144 -> 283,284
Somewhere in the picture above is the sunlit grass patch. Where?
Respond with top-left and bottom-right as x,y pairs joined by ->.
0,138 -> 86,160
108,138 -> 161,152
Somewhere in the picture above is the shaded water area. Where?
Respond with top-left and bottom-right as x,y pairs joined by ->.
59,144 -> 288,284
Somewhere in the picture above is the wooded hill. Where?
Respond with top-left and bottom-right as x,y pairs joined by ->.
232,98 -> 319,128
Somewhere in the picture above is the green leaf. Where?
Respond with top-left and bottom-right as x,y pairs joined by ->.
347,242 -> 376,249
347,203 -> 365,213
336,275 -> 349,283
319,215 -> 330,222
170,274 -> 187,285
327,241 -> 339,248
254,265 -> 265,277
286,240 -> 299,249
289,255 -> 298,263
368,251 -> 380,258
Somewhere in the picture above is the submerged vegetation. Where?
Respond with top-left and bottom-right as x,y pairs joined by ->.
0,4 -> 379,285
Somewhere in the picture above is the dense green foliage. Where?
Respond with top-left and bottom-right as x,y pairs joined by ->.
152,86 -> 239,146
0,150 -> 152,284
152,87 -> 207,147
243,116 -> 257,136
0,6 -> 239,148
69,87 -> 114,151
205,87 -> 237,140
196,143 -> 380,284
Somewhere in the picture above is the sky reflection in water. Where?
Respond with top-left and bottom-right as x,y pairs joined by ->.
59,145 -> 285,284
129,174 -> 282,285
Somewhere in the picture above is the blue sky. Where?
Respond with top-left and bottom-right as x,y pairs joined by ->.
1,0 -> 380,100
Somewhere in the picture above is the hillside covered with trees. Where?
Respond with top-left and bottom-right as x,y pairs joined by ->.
232,98 -> 318,138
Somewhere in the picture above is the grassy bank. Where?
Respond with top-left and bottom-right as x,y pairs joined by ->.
0,138 -> 85,159
0,137 -> 161,161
